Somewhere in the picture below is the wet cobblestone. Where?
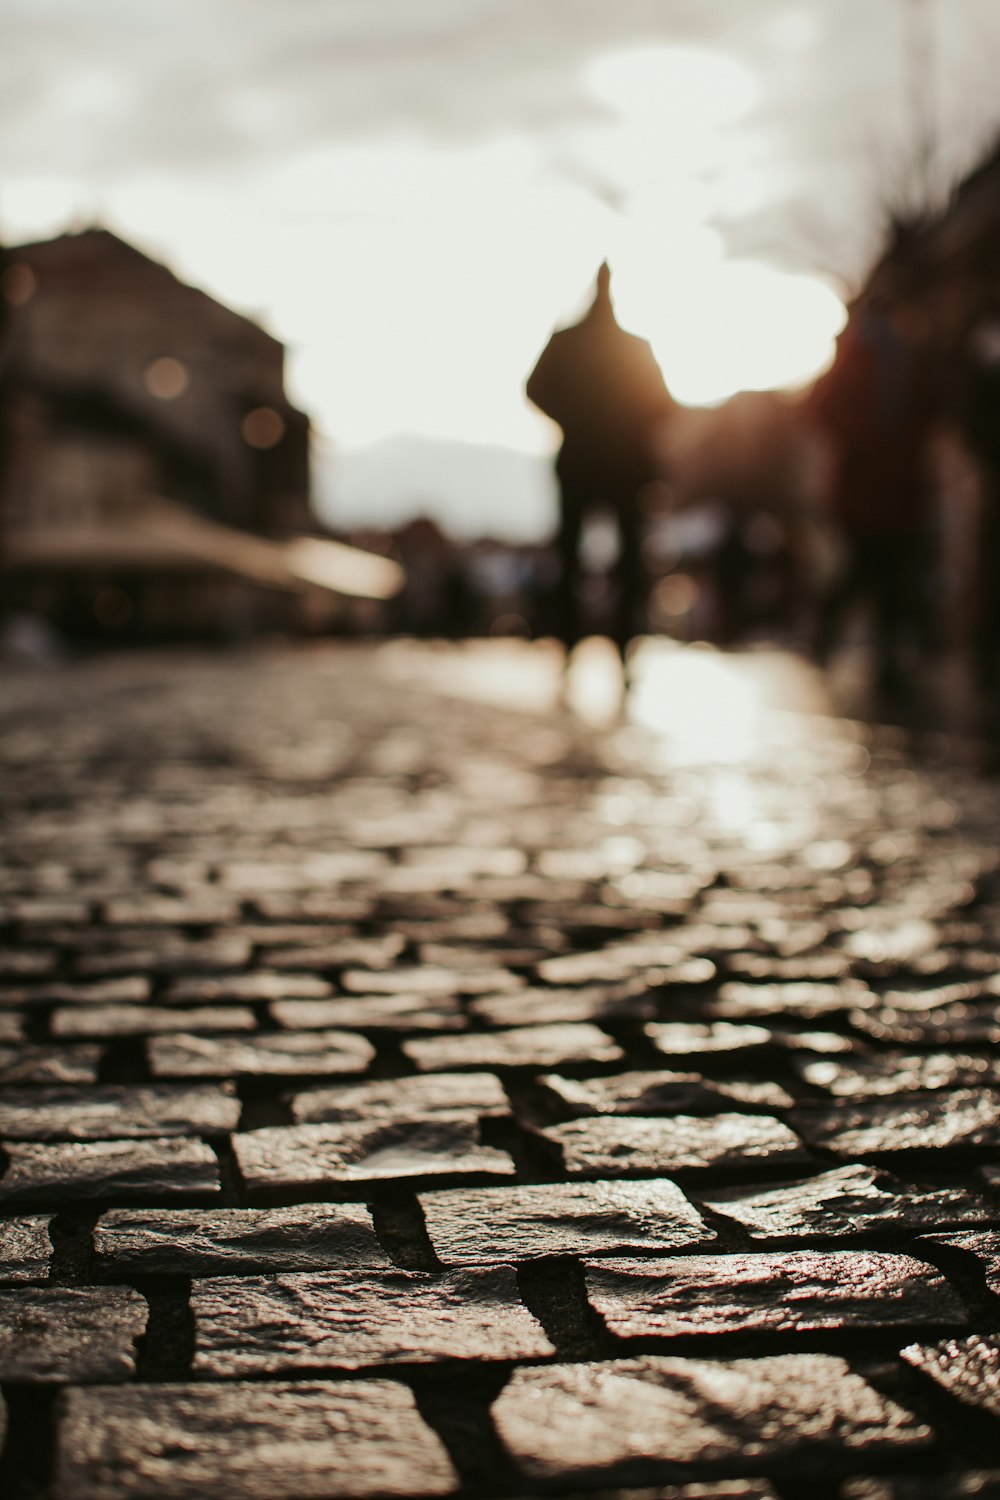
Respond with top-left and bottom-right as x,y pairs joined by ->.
3,639 -> 1000,1497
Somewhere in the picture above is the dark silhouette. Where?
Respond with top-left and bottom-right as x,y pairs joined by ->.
526,263 -> 675,672
956,299 -> 1000,705
807,268 -> 935,695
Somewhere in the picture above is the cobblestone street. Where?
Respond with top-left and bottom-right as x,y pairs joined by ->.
3,639 -> 1000,1500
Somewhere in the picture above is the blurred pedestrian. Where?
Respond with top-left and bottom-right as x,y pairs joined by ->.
526,263 -> 675,676
956,302 -> 1000,709
807,267 -> 935,695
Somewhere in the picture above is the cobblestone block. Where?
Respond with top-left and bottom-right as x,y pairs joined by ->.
699,1165 -> 994,1240
852,1003 -> 1000,1048
420,1179 -> 714,1264
841,1474 -> 1000,1498
102,895 -> 241,925
264,936 -> 408,971
0,1083 -> 240,1140
0,977 -> 151,1007
271,993 -> 466,1031
148,1029 -> 375,1077
94,1202 -> 390,1274
707,982 -> 875,1020
0,950 -> 57,978
0,1044 -> 102,1085
342,964 -> 522,995
74,935 -> 252,976
541,1485 -> 783,1499
405,1023 -> 624,1071
289,1071 -> 509,1124
54,1378 -> 459,1498
728,953 -> 853,981
51,1004 -> 258,1038
791,1092 -> 1000,1157
0,897 -> 90,925
795,1053 -> 1000,1097
919,1230 -> 1000,1294
0,1137 -> 220,1203
537,1071 -> 795,1116
901,1335 -> 1000,1417
222,852 -> 390,891
0,1013 -> 24,1043
491,1354 -> 930,1485
250,893 -> 374,922
534,943 -> 701,985
0,1286 -> 146,1381
166,973 -> 334,1002
191,1265 -> 555,1374
584,1251 -> 965,1338
646,1023 -> 774,1060
543,1115 -> 807,1176
0,1214 -> 51,1279
468,980 -> 659,1027
234,1118 -> 514,1191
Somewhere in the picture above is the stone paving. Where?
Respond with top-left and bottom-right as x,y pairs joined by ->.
2,639 -> 1000,1499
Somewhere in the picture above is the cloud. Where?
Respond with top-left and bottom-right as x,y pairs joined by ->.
0,0 -> 770,175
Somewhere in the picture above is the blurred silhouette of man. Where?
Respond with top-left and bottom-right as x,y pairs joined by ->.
808,266 -> 934,696
526,263 -> 675,670
957,299 -> 1000,708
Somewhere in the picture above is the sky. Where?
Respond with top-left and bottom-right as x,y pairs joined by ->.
5,0 -> 1000,538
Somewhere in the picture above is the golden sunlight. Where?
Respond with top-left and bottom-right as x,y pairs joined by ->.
580,42 -> 847,407
613,246 -> 846,406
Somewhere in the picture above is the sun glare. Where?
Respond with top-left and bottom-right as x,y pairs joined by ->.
576,43 -> 847,407
614,247 -> 846,406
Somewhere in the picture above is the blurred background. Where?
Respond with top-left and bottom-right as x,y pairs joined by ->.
4,0 -> 1000,733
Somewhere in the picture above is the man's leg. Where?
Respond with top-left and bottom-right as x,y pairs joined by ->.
556,483 -> 585,652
